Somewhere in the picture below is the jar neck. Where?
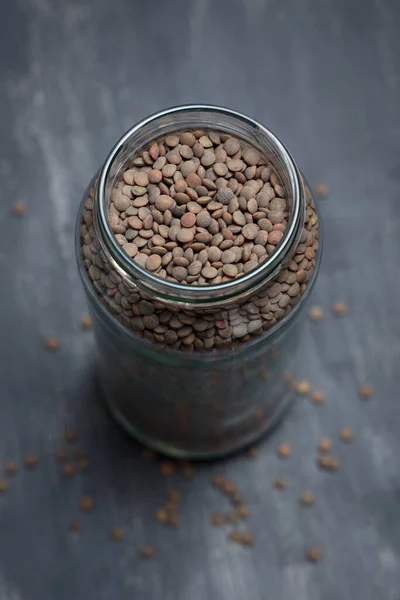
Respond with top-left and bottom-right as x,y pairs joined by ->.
94,105 -> 305,308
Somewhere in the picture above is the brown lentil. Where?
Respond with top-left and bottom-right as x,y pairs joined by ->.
79,496 -> 94,511
274,478 -> 287,490
307,547 -> 322,562
309,305 -> 324,322
310,390 -> 326,405
0,479 -> 10,492
24,454 -> 38,469
159,461 -> 174,477
4,460 -> 18,475
296,380 -> 311,395
62,463 -> 75,477
141,545 -> 155,559
315,183 -> 329,197
45,336 -> 60,351
69,519 -> 82,532
80,314 -> 93,329
12,201 -> 27,217
211,513 -> 225,526
359,384 -> 374,399
318,438 -> 332,453
155,508 -> 168,524
277,443 -> 292,458
229,531 -> 254,547
110,527 -> 124,541
299,491 -> 315,507
339,427 -> 354,442
332,301 -> 348,315
317,455 -> 340,471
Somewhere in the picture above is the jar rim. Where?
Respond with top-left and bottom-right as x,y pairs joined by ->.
96,104 -> 304,306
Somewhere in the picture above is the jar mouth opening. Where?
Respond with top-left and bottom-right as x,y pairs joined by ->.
96,104 -> 304,305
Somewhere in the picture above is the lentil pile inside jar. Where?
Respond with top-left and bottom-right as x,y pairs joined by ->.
81,129 -> 319,352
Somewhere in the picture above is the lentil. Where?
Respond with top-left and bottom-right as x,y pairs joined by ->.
80,314 -> 93,329
339,427 -> 354,442
4,460 -> 18,475
141,545 -> 155,559
12,201 -> 27,217
307,547 -> 322,562
310,390 -> 326,405
277,443 -> 292,458
62,463 -> 75,477
317,455 -> 340,471
299,491 -> 315,507
110,527 -> 124,541
24,454 -> 38,469
332,301 -> 348,315
79,496 -> 94,511
315,183 -> 329,197
309,305 -> 324,322
0,479 -> 10,492
45,336 -> 60,351
274,478 -> 287,490
69,519 -> 82,532
359,384 -> 374,399
318,438 -> 332,453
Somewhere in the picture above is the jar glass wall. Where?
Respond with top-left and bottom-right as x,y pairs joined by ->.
76,105 -> 321,459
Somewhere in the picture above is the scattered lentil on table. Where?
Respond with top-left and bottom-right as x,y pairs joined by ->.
45,336 -> 60,351
4,460 -> 18,475
310,390 -> 326,405
315,183 -> 329,198
79,496 -> 94,511
318,437 -> 333,453
62,463 -> 75,477
318,455 -> 340,471
332,301 -> 348,315
277,443 -> 292,458
339,427 -> 354,442
359,383 -> 374,399
140,545 -> 156,559
307,547 -> 322,562
110,527 -> 124,541
69,519 -> 82,532
12,201 -> 27,217
274,477 -> 287,490
80,314 -> 93,329
296,380 -> 311,395
0,478 -> 10,492
24,454 -> 38,468
299,491 -> 315,507
309,305 -> 324,322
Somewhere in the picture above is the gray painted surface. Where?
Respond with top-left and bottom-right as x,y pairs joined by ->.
0,0 -> 399,598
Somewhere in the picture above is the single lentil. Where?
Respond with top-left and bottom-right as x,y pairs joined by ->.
277,443 -> 292,458
45,337 -> 60,351
339,427 -> 354,442
307,547 -> 322,562
332,301 -> 348,315
309,305 -> 324,322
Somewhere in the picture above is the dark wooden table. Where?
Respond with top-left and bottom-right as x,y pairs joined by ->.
1,1 -> 400,598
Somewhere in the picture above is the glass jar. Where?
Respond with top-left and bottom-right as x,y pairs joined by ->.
76,105 -> 321,459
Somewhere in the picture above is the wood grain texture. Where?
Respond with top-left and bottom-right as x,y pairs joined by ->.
0,0 -> 400,598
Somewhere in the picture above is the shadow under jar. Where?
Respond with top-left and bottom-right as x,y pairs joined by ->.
76,105 -> 322,459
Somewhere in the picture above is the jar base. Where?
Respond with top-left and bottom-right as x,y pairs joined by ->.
104,393 -> 294,461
